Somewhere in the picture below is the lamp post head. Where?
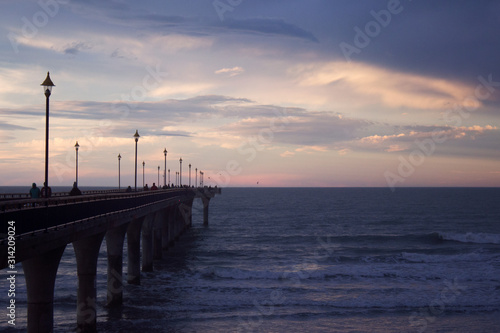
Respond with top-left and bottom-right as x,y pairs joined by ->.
118,153 -> 121,160
142,161 -> 145,166
74,141 -> 79,151
179,157 -> 182,163
133,130 -> 140,142
41,72 -> 55,96
163,148 -> 167,156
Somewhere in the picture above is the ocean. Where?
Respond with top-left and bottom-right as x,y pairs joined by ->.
2,187 -> 500,332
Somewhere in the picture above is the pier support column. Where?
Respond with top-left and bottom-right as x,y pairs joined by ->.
22,245 -> 66,333
153,211 -> 164,260
73,232 -> 105,332
178,199 -> 193,229
127,217 -> 144,285
167,207 -> 176,246
201,196 -> 211,226
106,223 -> 128,307
174,204 -> 183,239
141,213 -> 155,272
161,208 -> 171,251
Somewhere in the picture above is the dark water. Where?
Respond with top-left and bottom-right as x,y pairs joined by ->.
2,188 -> 500,332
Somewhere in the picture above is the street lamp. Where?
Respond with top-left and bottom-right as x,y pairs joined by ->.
157,166 -> 160,186
195,168 -> 198,188
74,141 -> 79,186
179,158 -> 182,187
142,161 -> 145,188
133,130 -> 140,191
189,164 -> 191,187
168,169 -> 170,186
163,148 -> 167,187
117,154 -> 121,190
41,72 -> 55,197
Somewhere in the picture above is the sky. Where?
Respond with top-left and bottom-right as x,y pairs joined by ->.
1,0 -> 500,188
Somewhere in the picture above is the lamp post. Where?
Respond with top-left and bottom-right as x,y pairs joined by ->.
157,166 -> 160,186
41,72 -> 55,196
133,130 -> 140,191
189,164 -> 191,187
195,168 -> 198,187
74,141 -> 79,186
168,169 -> 170,186
142,161 -> 145,188
163,148 -> 167,187
179,158 -> 182,187
117,154 -> 121,190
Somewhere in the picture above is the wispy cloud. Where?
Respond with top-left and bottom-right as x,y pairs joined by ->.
215,66 -> 244,77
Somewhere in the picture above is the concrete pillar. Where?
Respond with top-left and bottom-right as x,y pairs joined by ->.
174,204 -> 182,239
168,206 -> 179,242
73,232 -> 105,332
161,208 -> 171,251
141,213 -> 155,272
153,211 -> 163,260
105,223 -> 128,307
126,217 -> 144,285
201,196 -> 211,226
178,199 -> 193,229
22,245 -> 66,333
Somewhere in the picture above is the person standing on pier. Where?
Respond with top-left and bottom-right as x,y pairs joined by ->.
41,182 -> 52,198
69,182 -> 82,196
29,183 -> 41,198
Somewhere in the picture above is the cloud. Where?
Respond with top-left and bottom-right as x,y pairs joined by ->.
0,121 -> 35,131
220,18 -> 319,42
63,41 -> 92,55
215,66 -> 245,77
352,124 -> 499,154
280,151 -> 295,157
67,1 -> 319,43
290,61 -> 476,110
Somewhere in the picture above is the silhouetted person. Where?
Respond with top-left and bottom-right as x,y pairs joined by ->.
69,182 -> 82,196
125,186 -> 132,192
29,183 -> 40,198
41,182 -> 52,198
144,184 -> 149,191
151,183 -> 158,190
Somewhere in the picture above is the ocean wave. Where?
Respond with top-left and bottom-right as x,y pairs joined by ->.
198,265 -> 443,281
438,232 -> 500,245
400,251 -> 488,263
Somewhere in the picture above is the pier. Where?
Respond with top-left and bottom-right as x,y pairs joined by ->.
0,187 -> 220,332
